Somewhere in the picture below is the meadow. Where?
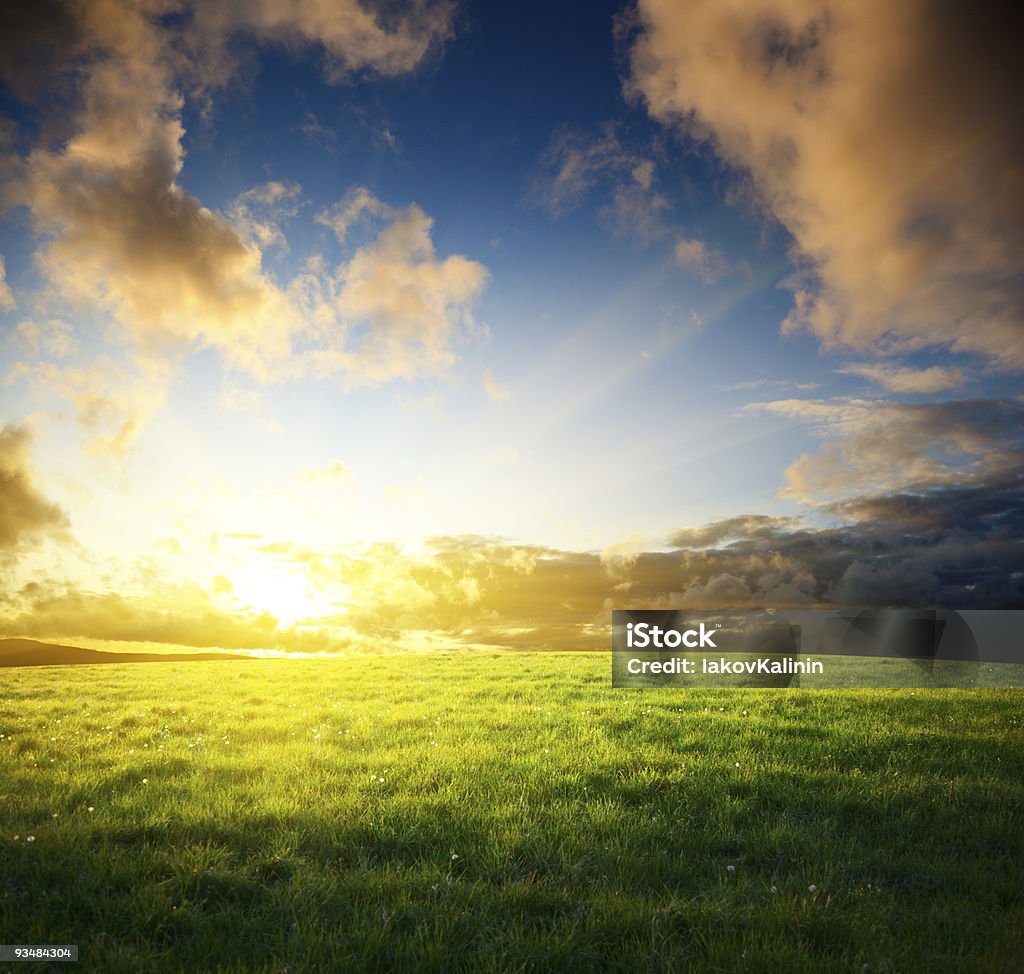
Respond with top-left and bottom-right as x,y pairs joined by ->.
1,654 -> 1021,973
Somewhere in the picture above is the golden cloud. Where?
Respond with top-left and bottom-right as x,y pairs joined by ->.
9,358 -> 171,456
187,0 -> 455,89
837,362 -> 966,395
0,424 -> 67,553
316,187 -> 394,243
629,0 -> 1024,366
298,203 -> 490,386
15,1 -> 295,377
4,582 -> 345,653
1,0 -> 486,445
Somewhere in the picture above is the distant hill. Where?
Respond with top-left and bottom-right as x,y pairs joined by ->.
0,638 -> 251,667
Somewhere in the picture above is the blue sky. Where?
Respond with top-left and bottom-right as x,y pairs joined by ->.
0,0 -> 1020,651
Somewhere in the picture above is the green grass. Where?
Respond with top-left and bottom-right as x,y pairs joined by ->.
1,654 -> 1022,973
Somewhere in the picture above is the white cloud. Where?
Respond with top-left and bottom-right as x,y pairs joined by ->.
316,187 -> 393,243
229,180 -> 304,252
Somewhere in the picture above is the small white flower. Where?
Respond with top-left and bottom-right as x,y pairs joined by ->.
770,886 -> 778,894
450,853 -> 459,861
142,778 -> 149,784
26,835 -> 35,843
726,865 -> 735,874
87,807 -> 94,813
808,884 -> 818,894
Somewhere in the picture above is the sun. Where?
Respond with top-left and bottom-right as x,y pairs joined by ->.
226,557 -> 334,627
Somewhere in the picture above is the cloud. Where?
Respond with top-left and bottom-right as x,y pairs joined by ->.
372,488 -> 1023,637
599,166 -> 672,241
228,180 -> 304,252
674,237 -> 729,283
534,124 -> 671,234
6,490 -> 1022,650
0,255 -> 14,311
838,362 -> 966,394
0,424 -> 67,552
9,318 -> 78,358
715,378 -> 820,392
749,397 -> 1024,502
536,125 -> 696,245
0,1 -> 83,138
9,358 -> 171,456
297,460 -> 353,486
220,382 -> 264,415
14,1 -> 295,377
296,112 -> 337,152
600,533 -> 648,587
534,125 -> 632,215
628,0 -> 1024,367
316,186 -> 393,242
669,515 -> 802,550
0,0 -> 487,476
186,0 -> 455,90
667,484 -> 1024,610
299,203 -> 490,386
3,581 -> 343,653
3,0 -> 463,386
482,368 -> 510,401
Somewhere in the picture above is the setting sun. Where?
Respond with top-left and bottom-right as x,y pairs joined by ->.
224,557 -> 339,628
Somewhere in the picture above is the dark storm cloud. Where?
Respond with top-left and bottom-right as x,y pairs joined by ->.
748,398 -> 1024,502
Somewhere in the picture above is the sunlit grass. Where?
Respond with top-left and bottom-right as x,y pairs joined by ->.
1,655 -> 1022,972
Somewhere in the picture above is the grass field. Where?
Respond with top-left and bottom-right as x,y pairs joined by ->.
1,654 -> 1022,972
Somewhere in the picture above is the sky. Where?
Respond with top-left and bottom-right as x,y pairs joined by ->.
0,0 -> 1021,654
